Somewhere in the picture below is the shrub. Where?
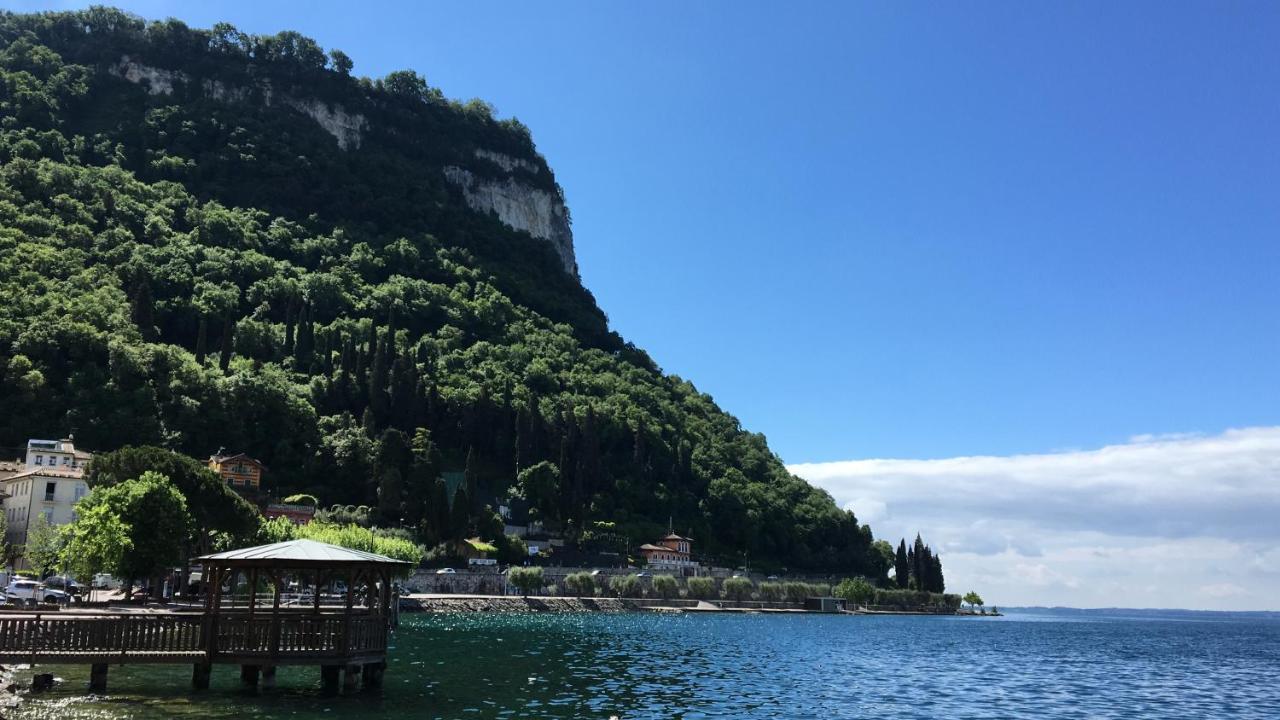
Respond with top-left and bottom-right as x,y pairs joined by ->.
872,588 -> 959,609
651,575 -> 679,599
507,566 -> 544,597
686,576 -> 716,600
833,577 -> 875,606
783,581 -> 811,602
808,583 -> 831,597
610,574 -> 642,598
759,582 -> 785,602
564,572 -> 596,597
722,577 -> 754,601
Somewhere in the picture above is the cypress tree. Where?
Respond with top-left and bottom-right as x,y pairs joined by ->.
464,446 -> 479,512
389,352 -> 417,430
895,539 -> 910,589
450,486 -> 471,541
194,316 -> 208,363
321,330 -> 334,376
912,534 -> 926,591
426,476 -> 451,544
368,333 -> 390,423
294,303 -> 314,369
129,278 -> 157,341
283,302 -> 295,355
931,553 -> 945,593
219,320 -> 235,373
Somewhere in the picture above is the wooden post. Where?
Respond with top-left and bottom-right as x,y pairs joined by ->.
320,664 -> 340,691
240,664 -> 260,687
340,569 -> 355,656
270,571 -> 282,659
342,663 -> 360,693
262,665 -> 277,690
192,662 -> 212,690
89,663 -> 108,693
362,660 -> 385,690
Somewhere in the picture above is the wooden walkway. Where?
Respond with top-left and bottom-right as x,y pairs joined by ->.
0,610 -> 388,669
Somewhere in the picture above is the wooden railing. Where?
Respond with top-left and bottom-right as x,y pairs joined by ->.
0,612 -> 389,664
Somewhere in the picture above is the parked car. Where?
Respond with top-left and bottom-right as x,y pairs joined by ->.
435,568 -> 456,575
4,579 -> 71,605
93,573 -> 121,589
41,576 -> 84,596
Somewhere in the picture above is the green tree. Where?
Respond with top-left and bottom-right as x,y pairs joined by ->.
515,461 -> 560,528
24,514 -> 64,578
963,591 -> 984,611
80,472 -> 194,595
60,501 -> 132,596
651,574 -> 678,599
564,571 -> 595,597
686,576 -> 716,600
759,582 -> 784,602
895,539 -> 910,589
834,577 -> 876,607
507,566 -> 543,597
86,447 -> 259,556
722,576 -> 754,601
328,48 -> 353,75
609,574 -> 642,598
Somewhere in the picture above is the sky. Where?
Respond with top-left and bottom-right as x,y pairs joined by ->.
8,1 -> 1279,608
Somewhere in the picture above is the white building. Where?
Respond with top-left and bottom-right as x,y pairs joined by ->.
24,438 -> 91,474
1,438 -> 93,560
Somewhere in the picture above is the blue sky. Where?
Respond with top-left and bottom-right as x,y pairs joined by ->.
14,1 -> 1280,464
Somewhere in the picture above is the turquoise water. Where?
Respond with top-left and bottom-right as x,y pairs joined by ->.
8,611 -> 1280,719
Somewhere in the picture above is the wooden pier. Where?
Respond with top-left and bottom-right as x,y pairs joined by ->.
0,539 -> 409,693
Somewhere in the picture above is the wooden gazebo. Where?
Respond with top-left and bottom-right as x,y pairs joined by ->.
195,538 -> 411,690
0,539 -> 410,694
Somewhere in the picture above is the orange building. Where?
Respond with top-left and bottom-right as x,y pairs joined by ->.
639,532 -> 698,573
208,451 -> 265,493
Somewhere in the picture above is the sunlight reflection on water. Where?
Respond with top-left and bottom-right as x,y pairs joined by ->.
8,611 -> 1280,719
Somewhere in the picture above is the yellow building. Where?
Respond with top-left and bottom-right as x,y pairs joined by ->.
208,451 -> 265,493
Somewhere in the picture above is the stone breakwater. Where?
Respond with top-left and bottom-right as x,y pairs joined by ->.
400,596 -> 640,614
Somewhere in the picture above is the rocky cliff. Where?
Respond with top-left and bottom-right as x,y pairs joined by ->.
110,56 -> 577,277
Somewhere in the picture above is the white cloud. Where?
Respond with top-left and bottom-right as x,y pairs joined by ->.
788,427 -> 1280,611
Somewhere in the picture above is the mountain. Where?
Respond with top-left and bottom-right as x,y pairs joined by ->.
0,7 -> 888,575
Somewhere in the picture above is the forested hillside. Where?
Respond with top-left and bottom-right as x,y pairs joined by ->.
0,7 -> 889,575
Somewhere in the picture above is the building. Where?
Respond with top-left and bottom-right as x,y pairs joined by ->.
24,438 -> 91,476
2,468 -> 90,546
638,532 -> 699,574
1,438 -> 94,559
207,451 -> 265,495
0,459 -> 23,482
263,502 -> 315,525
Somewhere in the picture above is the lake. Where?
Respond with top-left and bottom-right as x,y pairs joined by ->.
8,610 -> 1280,719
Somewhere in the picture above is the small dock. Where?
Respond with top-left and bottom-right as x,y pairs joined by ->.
0,539 -> 409,693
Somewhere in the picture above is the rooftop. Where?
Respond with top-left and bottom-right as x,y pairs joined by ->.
197,539 -> 411,567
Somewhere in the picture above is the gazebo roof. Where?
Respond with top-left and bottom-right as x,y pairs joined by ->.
197,539 -> 412,568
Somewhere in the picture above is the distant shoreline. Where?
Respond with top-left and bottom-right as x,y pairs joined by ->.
398,595 -> 978,616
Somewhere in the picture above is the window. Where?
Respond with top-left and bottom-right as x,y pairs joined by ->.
44,481 -> 56,502
41,509 -> 52,523
74,484 -> 87,501
34,455 -> 42,465
62,456 -> 70,466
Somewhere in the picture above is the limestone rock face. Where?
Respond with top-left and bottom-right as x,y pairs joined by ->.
283,97 -> 367,150
111,57 -> 367,150
109,58 -> 573,276
112,56 -> 183,95
444,155 -> 577,276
